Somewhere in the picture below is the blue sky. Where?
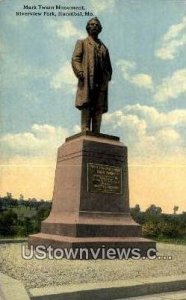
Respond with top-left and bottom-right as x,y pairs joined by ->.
0,0 -> 186,212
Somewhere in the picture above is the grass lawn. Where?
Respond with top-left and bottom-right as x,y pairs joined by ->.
155,237 -> 186,245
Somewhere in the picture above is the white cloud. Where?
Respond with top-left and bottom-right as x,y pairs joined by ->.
73,124 -> 81,133
90,0 -> 116,13
117,59 -> 186,102
0,124 -> 69,159
116,19 -> 186,102
156,35 -> 186,60
3,106 -> 185,163
156,128 -> 181,144
50,61 -> 77,91
163,16 -> 186,41
155,16 -> 186,60
116,59 -> 154,91
50,20 -> 84,39
103,104 -> 186,159
154,69 -> 186,101
116,59 -> 136,80
131,74 -> 154,91
124,104 -> 186,128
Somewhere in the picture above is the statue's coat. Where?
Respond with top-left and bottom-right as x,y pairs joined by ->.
72,36 -> 112,113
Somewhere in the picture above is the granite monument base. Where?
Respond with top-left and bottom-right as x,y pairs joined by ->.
28,132 -> 156,258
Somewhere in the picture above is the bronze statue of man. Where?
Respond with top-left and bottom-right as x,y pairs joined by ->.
72,17 -> 112,133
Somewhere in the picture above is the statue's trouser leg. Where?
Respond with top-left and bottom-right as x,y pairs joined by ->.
89,86 -> 103,133
92,112 -> 102,133
81,108 -> 91,131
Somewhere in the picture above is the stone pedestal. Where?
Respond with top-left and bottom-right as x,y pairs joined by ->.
28,132 -> 156,258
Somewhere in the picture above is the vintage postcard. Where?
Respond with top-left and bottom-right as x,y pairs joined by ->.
1,0 -> 185,213
0,0 -> 186,298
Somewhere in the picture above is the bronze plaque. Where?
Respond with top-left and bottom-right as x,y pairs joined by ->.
87,163 -> 122,194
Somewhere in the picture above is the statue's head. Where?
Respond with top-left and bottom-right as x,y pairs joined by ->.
86,17 -> 102,35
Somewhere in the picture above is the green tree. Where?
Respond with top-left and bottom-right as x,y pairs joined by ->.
133,204 -> 141,213
146,204 -> 162,215
0,210 -> 18,236
142,221 -> 160,238
19,194 -> 24,201
173,206 -> 179,215
159,221 -> 180,238
6,192 -> 12,200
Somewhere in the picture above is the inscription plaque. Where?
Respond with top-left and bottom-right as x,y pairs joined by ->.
87,163 -> 122,194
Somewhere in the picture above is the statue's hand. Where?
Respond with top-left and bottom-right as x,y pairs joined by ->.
78,71 -> 84,80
